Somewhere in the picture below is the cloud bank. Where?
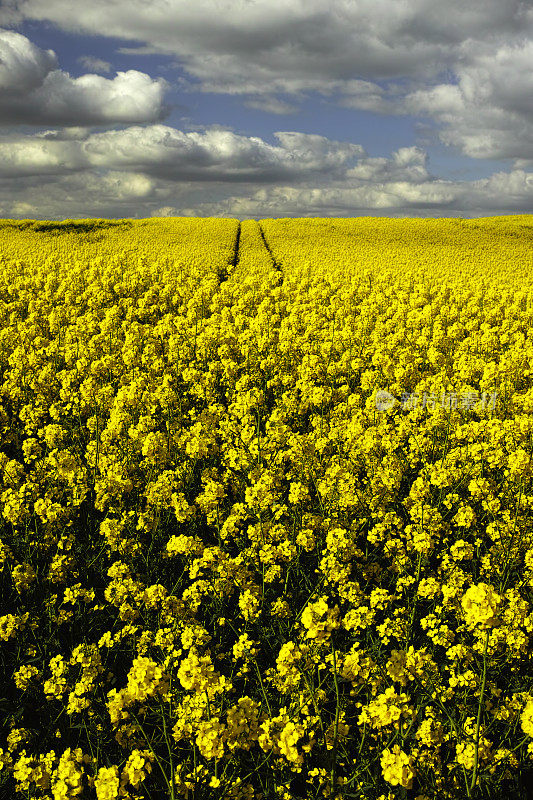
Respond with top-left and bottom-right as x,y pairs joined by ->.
1,1 -> 532,161
0,125 -> 531,220
0,2 -> 532,218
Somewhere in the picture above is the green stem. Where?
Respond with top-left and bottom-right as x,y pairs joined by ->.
302,671 -> 327,752
193,740 -> 197,800
406,549 -> 423,648
160,703 -> 176,800
470,627 -> 490,795
130,710 -> 172,797
330,641 -> 341,796
253,657 -> 271,717
406,663 -> 472,796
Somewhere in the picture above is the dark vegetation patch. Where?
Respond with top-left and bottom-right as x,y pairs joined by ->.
0,219 -> 133,234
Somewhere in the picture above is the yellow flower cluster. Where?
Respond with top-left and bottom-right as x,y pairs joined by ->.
358,685 -> 416,729
13,663 -> 41,691
0,612 -> 30,641
461,582 -> 503,630
380,744 -> 416,789
301,596 -> 341,643
0,214 -> 533,799
107,656 -> 170,725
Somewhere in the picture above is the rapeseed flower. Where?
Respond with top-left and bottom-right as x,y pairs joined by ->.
461,582 -> 503,630
0,214 -> 532,799
380,744 -> 416,789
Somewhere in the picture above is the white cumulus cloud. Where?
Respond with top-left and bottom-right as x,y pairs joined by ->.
80,125 -> 365,182
0,29 -> 169,125
0,28 -> 56,93
404,40 -> 533,161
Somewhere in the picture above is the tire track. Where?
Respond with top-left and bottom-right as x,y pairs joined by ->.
257,220 -> 284,285
226,219 -> 241,283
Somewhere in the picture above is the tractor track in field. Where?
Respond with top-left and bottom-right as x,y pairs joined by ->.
218,220 -> 241,285
257,220 -> 284,286
229,220 -> 241,281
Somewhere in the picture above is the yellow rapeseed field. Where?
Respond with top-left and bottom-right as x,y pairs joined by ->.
1,214 -> 533,800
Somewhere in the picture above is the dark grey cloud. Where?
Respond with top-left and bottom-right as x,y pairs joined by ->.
1,0 -> 531,164
5,0 -> 530,86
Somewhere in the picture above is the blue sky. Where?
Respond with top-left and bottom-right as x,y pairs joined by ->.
0,0 -> 532,219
